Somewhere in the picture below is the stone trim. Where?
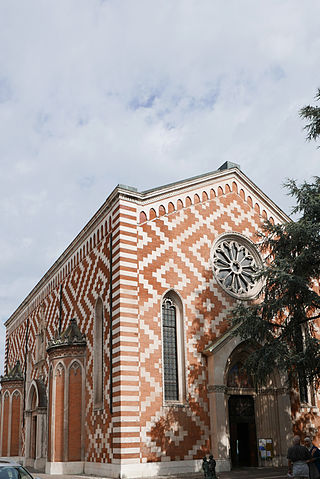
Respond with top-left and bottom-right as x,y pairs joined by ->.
207,385 -> 227,394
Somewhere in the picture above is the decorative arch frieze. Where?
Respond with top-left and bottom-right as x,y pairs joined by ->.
55,362 -> 65,378
138,176 -> 277,227
12,389 -> 21,399
69,360 -> 81,376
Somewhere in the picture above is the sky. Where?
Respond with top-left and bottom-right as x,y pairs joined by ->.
0,0 -> 319,374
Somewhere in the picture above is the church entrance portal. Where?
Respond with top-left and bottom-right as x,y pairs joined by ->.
228,395 -> 258,467
25,380 -> 47,471
205,336 -> 293,471
31,415 -> 37,459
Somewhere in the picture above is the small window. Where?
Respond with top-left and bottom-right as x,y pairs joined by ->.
299,377 -> 309,404
162,292 -> 186,403
299,376 -> 316,406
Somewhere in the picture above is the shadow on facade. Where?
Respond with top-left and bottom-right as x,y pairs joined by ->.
146,265 -> 299,470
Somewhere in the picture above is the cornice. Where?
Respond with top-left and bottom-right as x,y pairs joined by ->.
120,167 -> 290,224
203,324 -> 239,356
234,169 -> 290,223
207,385 -> 227,394
47,345 -> 87,360
0,379 -> 24,388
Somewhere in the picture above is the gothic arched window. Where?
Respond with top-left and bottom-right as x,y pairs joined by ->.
162,292 -> 186,403
94,298 -> 104,409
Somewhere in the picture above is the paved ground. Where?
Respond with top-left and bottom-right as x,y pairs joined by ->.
218,467 -> 288,478
31,466 -> 288,479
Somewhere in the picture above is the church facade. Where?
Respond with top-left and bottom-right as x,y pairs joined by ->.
1,162 -> 319,478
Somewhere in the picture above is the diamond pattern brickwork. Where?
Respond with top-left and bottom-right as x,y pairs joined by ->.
4,172 -> 312,470
137,183 -> 270,462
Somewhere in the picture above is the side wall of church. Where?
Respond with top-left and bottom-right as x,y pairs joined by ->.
2,199 -> 118,463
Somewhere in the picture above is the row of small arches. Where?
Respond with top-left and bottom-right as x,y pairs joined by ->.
50,359 -> 83,378
1,389 -> 21,400
139,182 -> 274,224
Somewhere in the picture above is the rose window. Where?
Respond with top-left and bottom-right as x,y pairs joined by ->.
211,234 -> 262,299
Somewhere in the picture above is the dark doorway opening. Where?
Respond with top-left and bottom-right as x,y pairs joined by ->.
229,395 -> 258,468
31,415 -> 37,459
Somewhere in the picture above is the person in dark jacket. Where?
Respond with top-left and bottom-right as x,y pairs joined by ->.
287,435 -> 311,478
304,437 -> 320,479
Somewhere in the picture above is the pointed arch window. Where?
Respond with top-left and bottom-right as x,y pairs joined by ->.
162,292 -> 186,403
94,298 -> 104,409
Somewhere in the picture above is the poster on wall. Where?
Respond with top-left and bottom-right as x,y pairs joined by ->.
258,439 -> 273,459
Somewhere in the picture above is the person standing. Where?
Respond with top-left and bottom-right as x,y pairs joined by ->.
287,435 -> 311,478
304,437 -> 320,479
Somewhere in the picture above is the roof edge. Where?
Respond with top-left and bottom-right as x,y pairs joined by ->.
5,162 -> 290,328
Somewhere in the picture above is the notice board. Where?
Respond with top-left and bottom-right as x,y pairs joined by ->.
258,438 -> 273,459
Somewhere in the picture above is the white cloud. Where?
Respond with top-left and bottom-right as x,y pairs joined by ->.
0,0 -> 320,373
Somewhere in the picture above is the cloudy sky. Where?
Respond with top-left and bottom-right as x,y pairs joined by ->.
0,0 -> 319,374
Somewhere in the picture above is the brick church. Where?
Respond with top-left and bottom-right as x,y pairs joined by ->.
1,162 -> 319,478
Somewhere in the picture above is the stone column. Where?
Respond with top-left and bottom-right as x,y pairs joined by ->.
207,385 -> 230,472
24,411 -> 32,467
34,407 -> 47,470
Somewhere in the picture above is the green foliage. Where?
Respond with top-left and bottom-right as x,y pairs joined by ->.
231,178 -> 320,390
300,88 -> 320,144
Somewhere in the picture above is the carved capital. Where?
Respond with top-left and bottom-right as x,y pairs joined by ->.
207,385 -> 227,394
258,387 -> 289,396
37,407 -> 47,414
275,387 -> 289,395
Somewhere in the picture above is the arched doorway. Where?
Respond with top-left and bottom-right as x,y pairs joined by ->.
30,387 -> 37,460
228,395 -> 257,467
204,332 -> 292,472
25,380 -> 47,471
227,359 -> 258,467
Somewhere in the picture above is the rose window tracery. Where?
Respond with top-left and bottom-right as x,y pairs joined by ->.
211,234 -> 262,299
